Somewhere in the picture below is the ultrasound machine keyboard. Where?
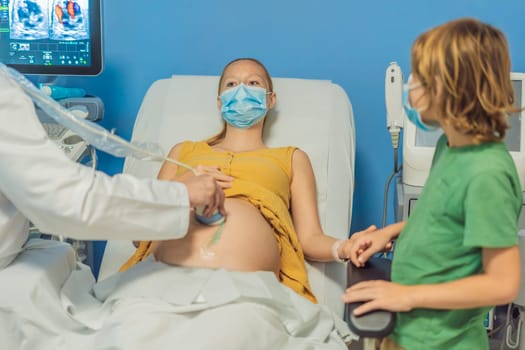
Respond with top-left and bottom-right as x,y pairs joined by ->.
42,122 -> 68,140
42,122 -> 88,161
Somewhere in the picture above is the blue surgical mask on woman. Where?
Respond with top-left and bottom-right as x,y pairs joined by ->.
403,82 -> 438,132
220,84 -> 268,128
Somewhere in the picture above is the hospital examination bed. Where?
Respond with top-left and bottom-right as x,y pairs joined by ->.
0,75 -> 358,350
99,74 -> 354,312
97,75 -> 357,348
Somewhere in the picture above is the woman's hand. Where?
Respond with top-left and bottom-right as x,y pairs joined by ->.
346,227 -> 394,267
339,225 -> 378,261
193,165 -> 233,189
342,280 -> 414,315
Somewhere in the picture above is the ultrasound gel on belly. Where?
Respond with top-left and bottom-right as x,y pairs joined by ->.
195,206 -> 225,225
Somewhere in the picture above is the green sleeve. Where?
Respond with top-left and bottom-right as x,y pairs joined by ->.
464,171 -> 520,247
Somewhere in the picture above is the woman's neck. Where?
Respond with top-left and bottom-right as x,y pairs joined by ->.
215,128 -> 266,152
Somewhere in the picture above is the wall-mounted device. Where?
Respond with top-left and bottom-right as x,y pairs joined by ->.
382,62 -> 405,227
385,61 -> 404,145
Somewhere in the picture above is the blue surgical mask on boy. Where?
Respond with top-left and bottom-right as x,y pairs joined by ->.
403,84 -> 438,132
220,84 -> 268,128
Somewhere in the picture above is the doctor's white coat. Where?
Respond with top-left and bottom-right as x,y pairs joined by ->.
0,73 -> 191,269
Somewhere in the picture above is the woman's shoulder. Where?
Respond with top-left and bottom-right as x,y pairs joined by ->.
167,140 -> 209,157
174,140 -> 210,149
268,145 -> 299,153
289,147 -> 311,167
265,146 -> 311,171
265,145 -> 301,159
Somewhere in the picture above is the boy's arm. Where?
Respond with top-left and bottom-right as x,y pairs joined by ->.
344,245 -> 520,314
409,245 -> 520,309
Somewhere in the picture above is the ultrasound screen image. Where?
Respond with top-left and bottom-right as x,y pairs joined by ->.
9,0 -> 50,40
10,0 -> 89,41
50,0 -> 88,40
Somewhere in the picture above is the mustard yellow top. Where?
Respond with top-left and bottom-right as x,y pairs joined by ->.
120,141 -> 316,303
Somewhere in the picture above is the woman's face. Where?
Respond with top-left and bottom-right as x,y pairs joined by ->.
217,60 -> 276,110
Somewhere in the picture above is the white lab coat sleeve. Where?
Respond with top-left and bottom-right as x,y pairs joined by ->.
0,75 -> 190,241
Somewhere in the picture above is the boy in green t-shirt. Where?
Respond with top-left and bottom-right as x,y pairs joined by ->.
342,18 -> 522,350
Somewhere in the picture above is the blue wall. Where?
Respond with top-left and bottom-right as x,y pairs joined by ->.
69,1 -> 525,276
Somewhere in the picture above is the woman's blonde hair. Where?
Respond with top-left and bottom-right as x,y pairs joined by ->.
207,58 -> 274,146
411,18 -> 519,142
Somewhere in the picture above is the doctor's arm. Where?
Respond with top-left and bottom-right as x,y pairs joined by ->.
0,80 -> 222,241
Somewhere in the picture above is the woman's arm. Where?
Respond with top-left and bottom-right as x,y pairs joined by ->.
290,149 -> 403,262
290,149 -> 362,261
158,143 -> 187,181
343,245 -> 520,315
289,149 -> 335,261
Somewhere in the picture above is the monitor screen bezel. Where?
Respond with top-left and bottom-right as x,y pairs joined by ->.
5,0 -> 103,76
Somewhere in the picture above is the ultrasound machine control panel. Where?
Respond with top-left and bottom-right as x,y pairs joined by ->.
37,96 -> 104,161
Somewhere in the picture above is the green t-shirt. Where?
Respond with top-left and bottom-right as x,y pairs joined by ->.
391,135 -> 522,350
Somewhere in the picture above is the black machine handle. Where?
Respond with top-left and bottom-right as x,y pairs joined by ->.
345,257 -> 396,338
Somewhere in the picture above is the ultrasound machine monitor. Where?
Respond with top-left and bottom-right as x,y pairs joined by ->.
402,72 -> 525,189
0,0 -> 103,76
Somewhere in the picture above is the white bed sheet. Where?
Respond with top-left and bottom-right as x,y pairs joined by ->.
0,241 -> 356,350
63,258 -> 357,350
0,239 -> 93,349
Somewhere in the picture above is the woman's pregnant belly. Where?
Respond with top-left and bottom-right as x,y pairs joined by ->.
152,198 -> 281,275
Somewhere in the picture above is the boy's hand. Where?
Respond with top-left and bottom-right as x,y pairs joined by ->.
348,228 -> 393,267
342,280 -> 414,315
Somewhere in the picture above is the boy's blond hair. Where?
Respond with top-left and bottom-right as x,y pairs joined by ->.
411,18 -> 519,143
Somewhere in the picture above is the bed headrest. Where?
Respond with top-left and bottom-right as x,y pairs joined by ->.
123,75 -> 355,316
125,75 -> 355,234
